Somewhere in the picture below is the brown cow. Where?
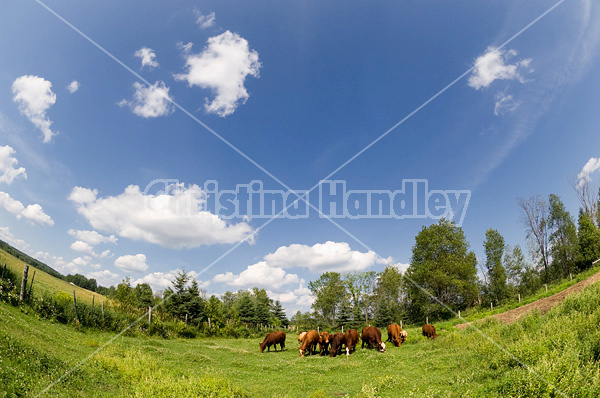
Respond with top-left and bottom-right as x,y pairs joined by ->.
344,329 -> 360,356
387,324 -> 402,347
361,326 -> 386,352
259,331 -> 286,352
329,332 -> 345,357
400,330 -> 408,343
297,331 -> 307,347
422,324 -> 437,339
299,329 -> 319,357
318,331 -> 330,356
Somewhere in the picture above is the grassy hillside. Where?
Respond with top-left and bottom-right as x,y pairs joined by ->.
0,249 -> 105,306
3,278 -> 600,397
0,239 -> 62,279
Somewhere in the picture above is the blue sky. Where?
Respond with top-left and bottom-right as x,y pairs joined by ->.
1,0 -> 599,315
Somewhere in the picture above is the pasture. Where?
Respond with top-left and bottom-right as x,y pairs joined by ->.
1,249 -> 105,306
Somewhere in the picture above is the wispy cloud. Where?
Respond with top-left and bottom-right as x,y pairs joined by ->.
195,10 -> 216,29
67,80 -> 80,93
468,47 -> 532,90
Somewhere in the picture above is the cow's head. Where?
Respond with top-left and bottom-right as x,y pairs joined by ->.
378,342 -> 386,352
299,348 -> 305,357
259,342 -> 265,353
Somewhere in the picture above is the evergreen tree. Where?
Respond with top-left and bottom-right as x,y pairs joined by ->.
271,300 -> 288,327
484,228 -> 508,304
134,283 -> 154,308
336,301 -> 353,329
577,209 -> 600,270
237,292 -> 255,324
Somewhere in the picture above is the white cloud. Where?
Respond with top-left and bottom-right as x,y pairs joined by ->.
68,183 -> 254,248
114,254 -> 148,273
494,92 -> 520,116
119,81 -> 174,118
0,226 -> 29,251
134,47 -> 159,69
468,47 -> 532,90
67,80 -> 80,94
70,240 -> 112,258
174,31 -> 261,117
11,75 -> 58,143
68,229 -> 117,245
195,10 -> 216,29
264,241 -> 387,273
213,261 -> 300,289
133,268 -> 207,291
0,192 -> 54,226
87,269 -> 121,287
577,157 -> 600,187
0,145 -> 27,184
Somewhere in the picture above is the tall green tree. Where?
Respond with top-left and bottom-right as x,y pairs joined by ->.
373,265 -> 404,324
484,228 -> 508,304
577,209 -> 600,270
237,291 -> 255,324
344,271 -> 376,322
548,194 -> 578,278
308,272 -> 346,325
503,245 -> 527,289
271,300 -> 288,327
133,283 -> 154,308
404,219 -> 478,321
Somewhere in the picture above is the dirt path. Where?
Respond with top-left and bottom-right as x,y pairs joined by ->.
455,269 -> 600,329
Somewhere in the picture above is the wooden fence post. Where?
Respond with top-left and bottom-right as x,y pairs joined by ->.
92,295 -> 95,307
27,270 -> 36,299
208,317 -> 211,328
185,313 -> 188,325
570,273 -> 572,281
545,284 -> 548,292
426,316 -> 428,325
19,264 -> 29,302
317,326 -> 320,333
458,310 -> 460,318
518,294 -> 521,303
73,290 -> 78,321
491,302 -> 493,311
342,325 -> 344,333
101,300 -> 104,317
1,262 -> 6,281
148,307 -> 152,324
400,320 -> 403,328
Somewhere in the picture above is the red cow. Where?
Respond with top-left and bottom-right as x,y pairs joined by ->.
344,329 -> 360,356
319,331 -> 330,356
387,324 -> 402,347
259,331 -> 286,352
329,332 -> 345,357
299,329 -> 319,357
361,326 -> 386,352
400,330 -> 408,343
422,324 -> 438,339
297,331 -> 307,347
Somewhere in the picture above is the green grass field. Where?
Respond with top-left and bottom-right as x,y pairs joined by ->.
3,278 -> 600,397
0,249 -> 106,306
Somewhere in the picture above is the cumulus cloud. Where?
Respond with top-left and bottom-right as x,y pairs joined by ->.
119,81 -> 174,118
0,192 -> 54,226
213,261 -> 300,289
12,75 -> 58,143
0,226 -> 29,251
174,31 -> 261,117
70,240 -> 112,258
68,183 -> 254,248
265,241 -> 387,273
134,47 -> 159,69
0,145 -> 27,184
195,10 -> 216,29
577,157 -> 600,187
133,269 -> 208,291
114,254 -> 148,273
468,47 -> 532,90
494,92 -> 520,116
68,229 -> 117,245
67,80 -> 80,93
87,269 -> 121,287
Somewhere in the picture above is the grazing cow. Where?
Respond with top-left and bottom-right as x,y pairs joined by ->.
361,326 -> 386,352
260,331 -> 286,353
319,331 -> 331,356
329,332 -> 345,357
422,324 -> 438,339
297,331 -> 307,347
344,329 -> 360,356
387,324 -> 402,347
299,329 -> 319,357
400,330 -> 408,343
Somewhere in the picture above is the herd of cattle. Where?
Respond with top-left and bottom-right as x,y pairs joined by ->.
259,323 -> 438,357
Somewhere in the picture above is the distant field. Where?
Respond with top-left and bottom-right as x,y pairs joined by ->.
0,249 -> 106,306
